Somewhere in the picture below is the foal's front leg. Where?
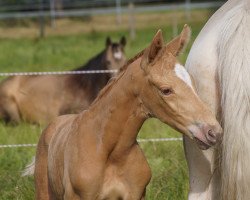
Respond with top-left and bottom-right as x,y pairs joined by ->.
35,132 -> 51,200
140,189 -> 146,200
184,136 -> 220,200
63,175 -> 101,200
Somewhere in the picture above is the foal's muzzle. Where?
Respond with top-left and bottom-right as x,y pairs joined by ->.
188,123 -> 223,150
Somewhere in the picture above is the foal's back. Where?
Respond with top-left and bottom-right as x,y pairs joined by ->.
0,37 -> 126,124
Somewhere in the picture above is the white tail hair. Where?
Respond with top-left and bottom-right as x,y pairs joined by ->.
21,156 -> 35,177
218,1 -> 250,199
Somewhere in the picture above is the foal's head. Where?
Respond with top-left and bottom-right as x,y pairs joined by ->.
105,36 -> 127,70
140,25 -> 222,149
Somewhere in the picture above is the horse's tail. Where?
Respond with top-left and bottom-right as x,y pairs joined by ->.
218,1 -> 250,200
21,156 -> 35,176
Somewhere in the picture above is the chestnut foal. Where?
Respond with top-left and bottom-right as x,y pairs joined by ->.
34,25 -> 222,200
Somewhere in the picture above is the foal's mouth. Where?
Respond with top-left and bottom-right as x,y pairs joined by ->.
188,124 -> 220,150
194,137 -> 211,150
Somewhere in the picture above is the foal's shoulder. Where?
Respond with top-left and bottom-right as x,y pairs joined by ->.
42,114 -> 78,143
51,114 -> 78,128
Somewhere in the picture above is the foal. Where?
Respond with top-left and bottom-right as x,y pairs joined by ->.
35,25 -> 222,200
0,37 -> 126,124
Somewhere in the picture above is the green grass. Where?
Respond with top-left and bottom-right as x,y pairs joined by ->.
0,20 -> 207,199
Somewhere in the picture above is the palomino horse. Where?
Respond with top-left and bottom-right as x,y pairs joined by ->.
0,37 -> 126,124
34,25 -> 222,200
185,0 -> 250,199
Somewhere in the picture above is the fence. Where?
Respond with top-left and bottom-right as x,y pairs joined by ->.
0,1 -> 224,38
0,138 -> 183,149
0,1 -> 223,148
0,69 -> 183,149
0,2 -> 224,19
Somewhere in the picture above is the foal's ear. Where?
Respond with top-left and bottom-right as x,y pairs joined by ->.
141,29 -> 164,71
166,24 -> 191,56
120,36 -> 126,47
106,37 -> 112,47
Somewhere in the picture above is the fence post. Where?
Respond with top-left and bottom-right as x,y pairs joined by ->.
171,5 -> 178,37
39,0 -> 45,38
116,0 -> 122,25
185,0 -> 191,20
128,2 -> 136,40
50,0 -> 56,28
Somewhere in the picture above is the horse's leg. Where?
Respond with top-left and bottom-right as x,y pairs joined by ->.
63,175 -> 81,200
140,189 -> 146,200
184,136 -> 220,200
34,129 -> 54,200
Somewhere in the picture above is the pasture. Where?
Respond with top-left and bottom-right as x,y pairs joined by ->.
0,10 -> 212,199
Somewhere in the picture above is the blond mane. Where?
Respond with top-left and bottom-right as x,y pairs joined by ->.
218,3 -> 250,200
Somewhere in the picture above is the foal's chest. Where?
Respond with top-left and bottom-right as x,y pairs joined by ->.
99,150 -> 151,200
100,169 -> 129,200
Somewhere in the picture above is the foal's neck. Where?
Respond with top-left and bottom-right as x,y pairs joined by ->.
88,59 -> 147,159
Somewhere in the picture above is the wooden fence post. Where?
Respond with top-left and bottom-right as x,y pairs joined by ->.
39,0 -> 45,38
116,0 -> 122,25
128,2 -> 136,40
50,0 -> 56,28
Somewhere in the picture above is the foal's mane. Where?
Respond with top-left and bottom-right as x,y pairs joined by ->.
119,49 -> 145,72
90,49 -> 145,106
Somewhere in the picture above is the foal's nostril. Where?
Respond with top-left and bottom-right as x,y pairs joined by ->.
204,127 -> 217,144
208,130 -> 216,139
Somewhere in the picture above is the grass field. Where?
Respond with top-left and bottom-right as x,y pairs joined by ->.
0,9 -> 214,199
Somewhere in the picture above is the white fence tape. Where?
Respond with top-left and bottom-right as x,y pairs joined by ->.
0,138 -> 182,148
0,144 -> 37,148
0,69 -> 118,76
138,138 -> 183,143
0,70 -> 183,148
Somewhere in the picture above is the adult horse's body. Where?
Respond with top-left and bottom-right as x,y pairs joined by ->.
0,37 -> 126,124
34,26 -> 222,200
185,0 -> 250,199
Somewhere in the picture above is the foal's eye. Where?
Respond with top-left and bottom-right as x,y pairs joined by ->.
161,88 -> 173,96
